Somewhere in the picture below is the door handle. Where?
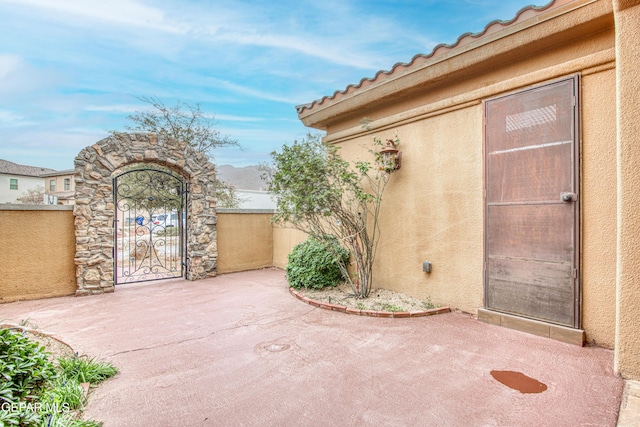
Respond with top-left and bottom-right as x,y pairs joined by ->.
561,192 -> 577,202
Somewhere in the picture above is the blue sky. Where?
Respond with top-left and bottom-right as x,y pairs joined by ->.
0,0 -> 543,171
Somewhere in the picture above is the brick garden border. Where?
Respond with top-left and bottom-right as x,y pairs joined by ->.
289,287 -> 451,318
0,323 -> 75,357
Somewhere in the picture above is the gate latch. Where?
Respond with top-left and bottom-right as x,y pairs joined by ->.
561,192 -> 577,202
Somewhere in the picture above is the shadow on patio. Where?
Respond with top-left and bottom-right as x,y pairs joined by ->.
0,269 -> 623,426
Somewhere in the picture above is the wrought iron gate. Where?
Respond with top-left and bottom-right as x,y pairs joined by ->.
114,168 -> 187,284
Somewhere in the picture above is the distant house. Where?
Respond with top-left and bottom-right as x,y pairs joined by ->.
40,169 -> 76,205
0,159 -> 54,204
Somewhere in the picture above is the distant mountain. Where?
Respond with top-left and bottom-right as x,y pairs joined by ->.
216,164 -> 266,191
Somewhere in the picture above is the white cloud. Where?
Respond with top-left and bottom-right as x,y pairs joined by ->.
214,114 -> 264,122
0,110 -> 36,127
0,110 -> 22,122
0,127 -> 108,170
208,78 -> 298,104
212,123 -> 316,166
84,104 -> 146,113
1,0 -> 188,33
216,124 -> 312,147
85,104 -> 266,123
213,30 -> 379,70
0,54 -> 21,80
176,2 -> 405,70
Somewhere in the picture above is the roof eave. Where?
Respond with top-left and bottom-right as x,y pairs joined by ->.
297,0 -> 609,130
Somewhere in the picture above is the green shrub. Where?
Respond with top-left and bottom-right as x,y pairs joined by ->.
0,328 -> 118,427
0,328 -> 57,405
0,328 -> 57,427
41,376 -> 86,412
57,356 -> 118,386
286,237 -> 349,289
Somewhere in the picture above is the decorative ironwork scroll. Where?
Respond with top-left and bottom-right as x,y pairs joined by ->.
114,168 -> 187,284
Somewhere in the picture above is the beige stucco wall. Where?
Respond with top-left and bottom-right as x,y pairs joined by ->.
0,206 -> 76,302
581,67 -> 618,348
216,211 -> 274,274
614,0 -> 640,379
336,105 -> 484,313
301,0 -> 618,347
272,226 -> 307,270
215,211 -> 306,273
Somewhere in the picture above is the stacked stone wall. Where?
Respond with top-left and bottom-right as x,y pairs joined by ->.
74,132 -> 217,295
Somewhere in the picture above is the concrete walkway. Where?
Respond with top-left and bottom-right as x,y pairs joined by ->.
0,269 -> 624,426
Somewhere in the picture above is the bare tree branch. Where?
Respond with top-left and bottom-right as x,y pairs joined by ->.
122,96 -> 242,208
17,186 -> 45,204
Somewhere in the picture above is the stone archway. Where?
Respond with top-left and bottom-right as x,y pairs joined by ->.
73,132 -> 217,295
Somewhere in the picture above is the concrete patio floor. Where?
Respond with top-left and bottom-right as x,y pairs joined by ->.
0,269 -> 624,426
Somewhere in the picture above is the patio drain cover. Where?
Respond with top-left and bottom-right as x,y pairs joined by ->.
490,370 -> 547,394
264,343 -> 290,352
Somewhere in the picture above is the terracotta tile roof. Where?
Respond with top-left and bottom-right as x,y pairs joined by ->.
296,0 -> 562,114
0,159 -> 56,177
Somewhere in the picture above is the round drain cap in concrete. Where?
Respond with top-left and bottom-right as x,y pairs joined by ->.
264,343 -> 290,352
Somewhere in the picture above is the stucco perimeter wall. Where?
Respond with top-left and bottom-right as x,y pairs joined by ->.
0,207 -> 303,301
273,226 -> 307,270
0,206 -> 76,302
311,1 -> 617,347
217,210 -> 274,274
216,209 -> 306,273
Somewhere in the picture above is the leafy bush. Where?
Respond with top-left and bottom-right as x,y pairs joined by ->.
57,356 -> 118,385
0,328 -> 57,427
286,237 -> 349,289
0,328 -> 118,427
0,328 -> 57,405
41,376 -> 86,412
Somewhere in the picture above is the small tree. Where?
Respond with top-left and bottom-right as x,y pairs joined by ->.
124,96 -> 241,208
17,186 -> 45,204
265,133 -> 398,298
115,165 -> 184,213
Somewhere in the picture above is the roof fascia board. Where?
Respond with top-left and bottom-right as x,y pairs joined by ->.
324,48 -> 614,145
40,170 -> 75,177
